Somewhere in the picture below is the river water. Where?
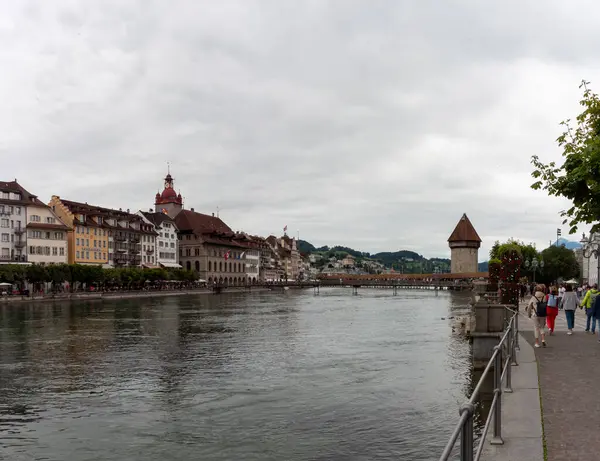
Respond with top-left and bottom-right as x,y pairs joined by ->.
0,288 -> 476,461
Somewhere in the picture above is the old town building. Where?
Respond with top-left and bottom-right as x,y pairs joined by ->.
50,197 -> 157,267
152,170 -> 249,284
139,210 -> 180,268
26,198 -> 69,265
0,180 -> 69,265
266,235 -> 301,280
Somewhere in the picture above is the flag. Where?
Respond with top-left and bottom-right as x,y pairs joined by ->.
224,250 -> 231,260
162,208 -> 168,214
283,225 -> 287,233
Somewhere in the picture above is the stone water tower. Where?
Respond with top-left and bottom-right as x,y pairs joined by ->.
448,213 -> 481,274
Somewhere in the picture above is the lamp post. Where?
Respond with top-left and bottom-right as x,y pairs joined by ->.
524,257 -> 544,283
581,232 -> 600,286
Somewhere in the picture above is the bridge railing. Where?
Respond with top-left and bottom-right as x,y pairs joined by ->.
438,306 -> 519,461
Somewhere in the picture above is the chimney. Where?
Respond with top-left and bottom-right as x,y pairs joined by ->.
212,212 -> 214,217
190,207 -> 194,212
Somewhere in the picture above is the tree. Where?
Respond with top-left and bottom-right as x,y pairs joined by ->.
539,245 -> 580,283
531,80 -> 600,234
489,239 -> 540,280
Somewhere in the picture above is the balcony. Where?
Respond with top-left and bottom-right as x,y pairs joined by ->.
114,235 -> 126,242
130,236 -> 140,243
13,225 -> 25,235
146,248 -> 154,255
14,239 -> 26,248
0,255 -> 27,262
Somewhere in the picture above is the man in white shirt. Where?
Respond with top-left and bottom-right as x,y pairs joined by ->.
558,284 -> 566,309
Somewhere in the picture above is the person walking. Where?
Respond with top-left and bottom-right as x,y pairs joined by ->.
558,284 -> 566,310
582,284 -> 599,333
562,284 -> 579,335
527,284 -> 548,348
546,286 -> 559,334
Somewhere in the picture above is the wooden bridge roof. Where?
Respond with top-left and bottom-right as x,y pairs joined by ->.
318,272 -> 488,280
448,213 -> 481,243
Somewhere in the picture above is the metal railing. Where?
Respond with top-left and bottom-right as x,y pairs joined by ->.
439,307 -> 519,461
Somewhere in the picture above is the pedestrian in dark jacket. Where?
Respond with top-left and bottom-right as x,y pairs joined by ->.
592,294 -> 600,342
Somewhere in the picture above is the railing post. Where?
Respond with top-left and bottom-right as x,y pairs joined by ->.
459,403 -> 475,461
505,321 -> 513,393
511,315 -> 518,366
490,345 -> 504,445
515,303 -> 520,350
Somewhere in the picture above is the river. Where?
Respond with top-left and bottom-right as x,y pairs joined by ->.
0,288 -> 476,461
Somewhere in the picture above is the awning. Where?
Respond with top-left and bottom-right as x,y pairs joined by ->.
160,262 -> 182,268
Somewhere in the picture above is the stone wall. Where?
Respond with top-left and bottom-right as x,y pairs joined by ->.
451,247 -> 478,273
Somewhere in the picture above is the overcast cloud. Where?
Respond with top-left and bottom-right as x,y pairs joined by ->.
1,0 -> 595,260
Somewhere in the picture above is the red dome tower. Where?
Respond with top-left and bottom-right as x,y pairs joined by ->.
154,168 -> 183,217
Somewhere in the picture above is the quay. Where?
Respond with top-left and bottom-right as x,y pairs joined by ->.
443,295 -> 600,461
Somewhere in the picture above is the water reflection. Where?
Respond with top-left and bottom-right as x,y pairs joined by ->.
1,289 -> 475,461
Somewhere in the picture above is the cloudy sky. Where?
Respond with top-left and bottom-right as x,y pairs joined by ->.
1,0 -> 595,260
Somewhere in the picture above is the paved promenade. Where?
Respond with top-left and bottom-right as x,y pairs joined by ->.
521,303 -> 600,461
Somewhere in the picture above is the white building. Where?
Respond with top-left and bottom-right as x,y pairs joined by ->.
26,201 -> 68,265
0,181 -> 28,264
0,180 -> 69,265
139,210 -> 180,268
245,249 -> 260,283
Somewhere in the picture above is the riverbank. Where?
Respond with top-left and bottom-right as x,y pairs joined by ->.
0,286 -> 277,303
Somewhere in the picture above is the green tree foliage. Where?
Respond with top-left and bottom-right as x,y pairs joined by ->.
531,80 -> 600,234
539,245 -> 580,283
489,239 -> 540,280
0,264 -> 199,290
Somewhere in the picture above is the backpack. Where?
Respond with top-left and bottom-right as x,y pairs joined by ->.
590,291 -> 599,309
535,295 -> 547,317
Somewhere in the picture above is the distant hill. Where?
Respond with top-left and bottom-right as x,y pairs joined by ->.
478,261 -> 489,271
296,239 -> 455,272
298,240 -> 316,254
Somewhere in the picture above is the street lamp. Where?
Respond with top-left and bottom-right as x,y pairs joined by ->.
524,257 -> 544,283
581,232 -> 600,286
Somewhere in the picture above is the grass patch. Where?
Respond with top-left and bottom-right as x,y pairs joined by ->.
536,359 -> 548,461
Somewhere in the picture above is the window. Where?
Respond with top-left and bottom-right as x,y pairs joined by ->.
86,251 -> 89,259
8,206 -> 13,213
159,241 -> 164,247
103,252 -> 106,259
45,232 -> 50,239
86,228 -> 89,234
29,246 -> 35,254
76,238 -> 80,245
1,234 -> 8,242
52,247 -> 57,256
86,239 -> 89,246
103,241 -> 106,248
94,228 -> 97,236
45,247 -> 50,255
208,261 -> 212,271
195,248 -> 200,256
195,261 -> 200,271
46,217 -> 55,224
29,215 -> 41,222
76,250 -> 80,258
60,247 -> 65,256
1,219 -> 8,228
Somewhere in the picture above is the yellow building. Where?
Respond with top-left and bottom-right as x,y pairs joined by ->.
49,196 -> 110,266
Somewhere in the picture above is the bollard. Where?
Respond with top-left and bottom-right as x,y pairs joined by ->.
490,345 -> 504,445
459,403 -> 475,461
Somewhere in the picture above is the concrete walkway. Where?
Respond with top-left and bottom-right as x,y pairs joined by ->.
521,305 -> 600,461
482,311 -> 544,461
